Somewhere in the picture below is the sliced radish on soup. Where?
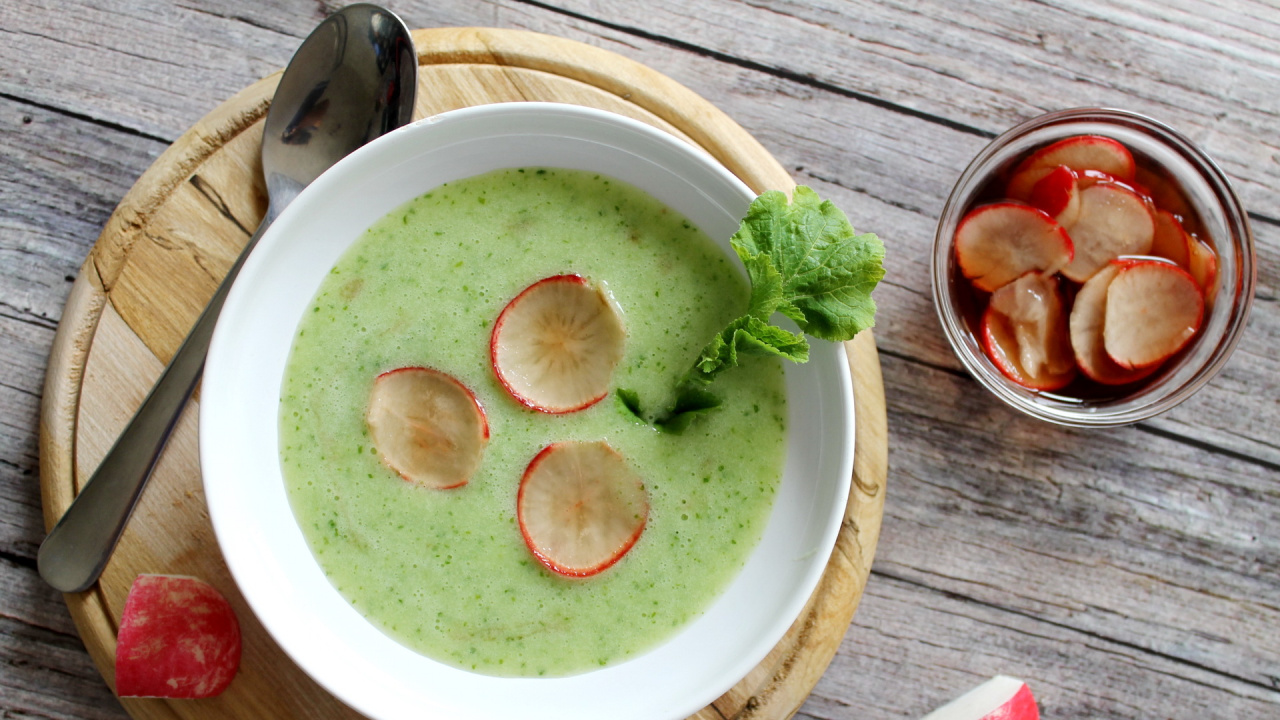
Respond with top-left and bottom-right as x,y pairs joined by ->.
491,274 -> 626,414
954,203 -> 1073,292
1060,181 -> 1155,282
1068,262 -> 1158,385
367,366 -> 489,490
1104,261 -> 1204,369
981,272 -> 1076,391
518,440 -> 648,578
115,574 -> 241,699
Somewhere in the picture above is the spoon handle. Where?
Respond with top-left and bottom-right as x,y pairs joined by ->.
38,217 -> 272,593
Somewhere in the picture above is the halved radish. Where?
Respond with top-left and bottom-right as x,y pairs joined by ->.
491,274 -> 626,414
1060,181 -> 1155,282
1104,261 -> 1204,369
921,675 -> 1039,720
115,575 -> 241,698
981,272 -> 1076,390
367,367 -> 489,489
1069,262 -> 1159,385
1150,209 -> 1192,269
954,203 -> 1073,292
1007,134 -> 1135,200
1187,234 -> 1219,303
518,440 -> 648,577
1028,165 -> 1080,228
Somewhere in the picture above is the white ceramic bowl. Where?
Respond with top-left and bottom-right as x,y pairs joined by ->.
201,102 -> 854,720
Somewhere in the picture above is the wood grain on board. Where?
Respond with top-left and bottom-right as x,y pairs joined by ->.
36,27 -> 888,720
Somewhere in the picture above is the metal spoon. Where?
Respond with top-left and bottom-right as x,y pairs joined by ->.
38,3 -> 418,593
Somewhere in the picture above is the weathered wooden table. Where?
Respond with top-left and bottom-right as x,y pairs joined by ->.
2,1 -> 1277,718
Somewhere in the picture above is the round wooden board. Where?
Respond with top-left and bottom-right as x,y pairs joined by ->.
38,27 -> 887,720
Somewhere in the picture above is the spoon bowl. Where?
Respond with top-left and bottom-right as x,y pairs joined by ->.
37,3 -> 417,593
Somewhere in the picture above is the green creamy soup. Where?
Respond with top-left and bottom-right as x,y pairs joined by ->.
279,168 -> 787,676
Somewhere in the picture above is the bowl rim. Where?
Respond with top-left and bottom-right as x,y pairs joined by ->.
931,106 -> 1256,427
200,101 -> 855,720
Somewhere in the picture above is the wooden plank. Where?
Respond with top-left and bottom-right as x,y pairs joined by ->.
1,0 -> 1277,718
541,0 -> 1280,217
804,574 -> 1280,719
864,351 -> 1280,688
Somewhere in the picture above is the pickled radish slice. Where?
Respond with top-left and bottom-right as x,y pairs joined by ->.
518,440 -> 648,577
981,272 -> 1076,390
367,367 -> 489,489
1028,165 -> 1081,228
1060,181 -> 1155,282
491,274 -> 626,413
1104,261 -> 1204,369
1150,209 -> 1192,269
954,203 -> 1073,292
115,575 -> 241,698
1006,134 -> 1135,200
1069,262 -> 1158,385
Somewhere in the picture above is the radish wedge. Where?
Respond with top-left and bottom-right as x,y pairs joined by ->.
1104,261 -> 1204,369
367,367 -> 489,489
115,575 -> 241,698
518,440 -> 648,577
1150,209 -> 1192,269
921,675 -> 1040,720
1028,165 -> 1080,228
955,203 -> 1073,292
1069,262 -> 1158,385
1060,181 -> 1155,282
982,272 -> 1076,390
1007,134 -> 1135,200
491,274 -> 626,413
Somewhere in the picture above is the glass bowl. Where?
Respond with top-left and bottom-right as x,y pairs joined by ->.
932,107 -> 1255,427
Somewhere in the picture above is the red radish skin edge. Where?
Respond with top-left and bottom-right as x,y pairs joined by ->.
114,574 -> 241,699
517,443 -> 648,578
921,675 -> 1039,720
1028,165 -> 1076,218
980,304 -> 1076,392
1104,261 -> 1205,370
1067,261 -> 1160,386
1015,135 -> 1135,179
377,367 -> 491,442
954,203 -> 1074,293
369,367 -> 489,490
1006,135 -> 1135,200
489,274 -> 611,415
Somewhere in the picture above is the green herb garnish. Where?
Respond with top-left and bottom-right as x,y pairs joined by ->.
620,186 -> 885,431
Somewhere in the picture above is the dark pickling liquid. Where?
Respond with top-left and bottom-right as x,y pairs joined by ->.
952,143 -> 1217,404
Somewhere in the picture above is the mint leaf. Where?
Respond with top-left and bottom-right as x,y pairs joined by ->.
639,186 -> 882,430
616,388 -> 646,423
732,186 -> 884,340
653,385 -> 722,434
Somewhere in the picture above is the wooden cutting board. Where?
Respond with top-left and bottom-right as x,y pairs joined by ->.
38,27 -> 887,720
